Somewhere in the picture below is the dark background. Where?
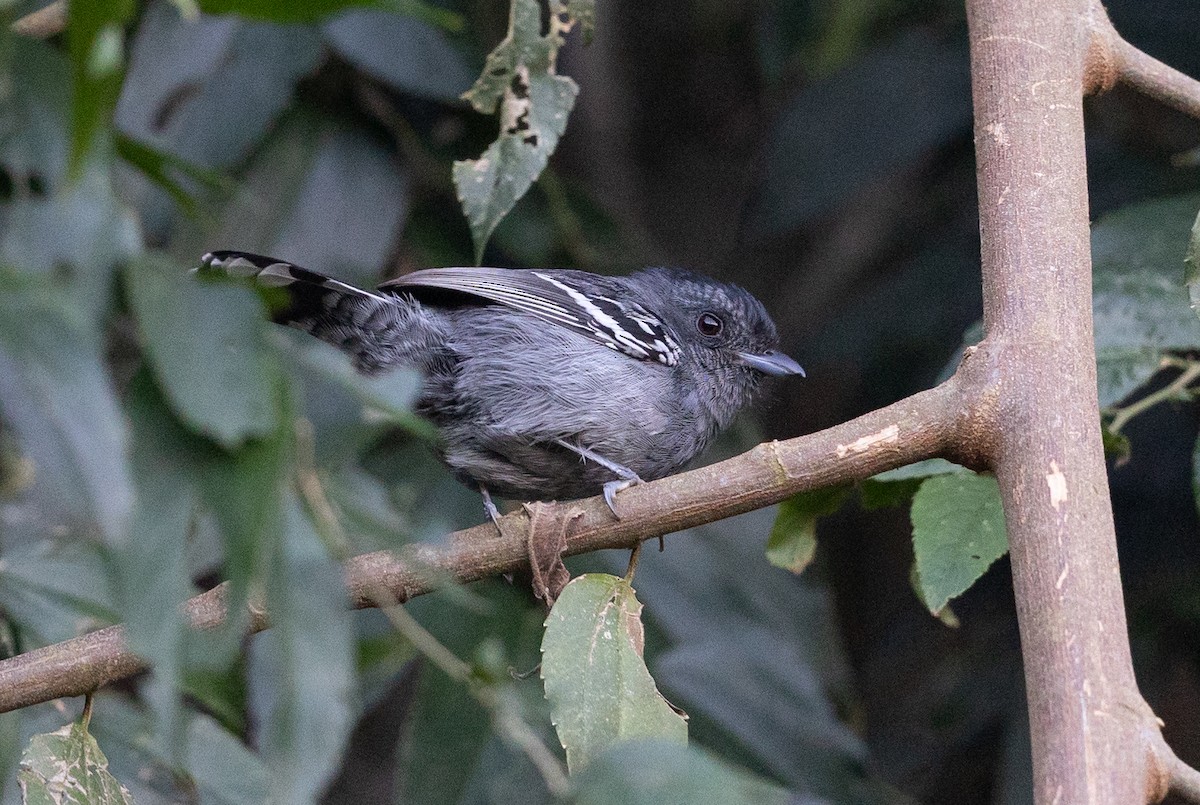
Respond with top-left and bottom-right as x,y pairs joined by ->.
4,0 -> 1200,802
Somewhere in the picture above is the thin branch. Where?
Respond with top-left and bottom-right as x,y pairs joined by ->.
1106,360 -> 1200,435
1085,0 -> 1200,119
1110,36 -> 1200,119
1146,732 -> 1200,804
1170,752 -> 1200,805
11,1 -> 66,38
0,378 -> 972,715
296,419 -> 568,790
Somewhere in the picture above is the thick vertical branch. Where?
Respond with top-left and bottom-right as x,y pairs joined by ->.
967,1 -> 1167,802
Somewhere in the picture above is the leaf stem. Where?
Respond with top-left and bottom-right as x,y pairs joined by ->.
80,693 -> 93,731
1107,359 -> 1200,435
624,542 -> 643,582
292,423 -> 568,790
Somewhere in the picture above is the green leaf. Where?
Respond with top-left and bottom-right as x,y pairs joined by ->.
115,135 -> 228,220
541,573 -> 687,773
116,371 -> 208,758
34,695 -> 268,804
607,507 -> 891,800
453,0 -> 582,262
66,0 -> 135,175
118,6 -> 323,171
908,564 -> 960,628
911,472 -> 1008,615
196,0 -> 457,27
18,719 -> 134,805
1092,193 -> 1200,406
280,336 -> 430,470
860,458 -> 966,510
0,39 -> 140,323
561,0 -> 595,46
1101,424 -> 1131,462
195,408 -> 290,663
291,337 -> 423,422
0,541 -> 116,646
396,582 -> 547,804
184,713 -> 271,805
125,251 -> 281,448
943,194 -> 1200,407
766,487 -> 847,574
0,710 -> 18,795
321,11 -> 474,101
247,495 -> 355,803
0,36 -> 69,187
571,739 -> 789,805
179,111 -> 408,289
1192,433 -> 1200,520
869,457 -> 964,483
0,281 -> 133,542
1185,206 -> 1200,318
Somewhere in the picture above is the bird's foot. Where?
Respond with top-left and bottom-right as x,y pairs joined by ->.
602,475 -> 643,519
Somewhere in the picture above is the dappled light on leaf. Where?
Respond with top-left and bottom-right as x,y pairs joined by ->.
18,718 -> 133,805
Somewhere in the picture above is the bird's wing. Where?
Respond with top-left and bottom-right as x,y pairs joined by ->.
380,267 -> 681,366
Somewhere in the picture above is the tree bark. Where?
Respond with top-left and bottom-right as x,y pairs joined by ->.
967,1 -> 1168,801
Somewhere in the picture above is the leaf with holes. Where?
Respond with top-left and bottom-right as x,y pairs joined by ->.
541,573 -> 687,773
18,719 -> 133,805
911,472 -> 1008,615
453,0 -> 582,262
555,0 -> 595,45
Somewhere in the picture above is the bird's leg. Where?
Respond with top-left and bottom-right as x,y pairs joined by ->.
553,439 -> 643,518
480,485 -> 504,532
479,485 -> 517,583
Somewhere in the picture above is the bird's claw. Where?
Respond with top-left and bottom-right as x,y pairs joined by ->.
602,477 -> 642,518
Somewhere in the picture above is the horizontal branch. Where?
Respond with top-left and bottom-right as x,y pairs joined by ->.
0,377 -> 973,714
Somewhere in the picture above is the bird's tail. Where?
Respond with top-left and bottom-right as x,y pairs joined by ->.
198,250 -> 441,375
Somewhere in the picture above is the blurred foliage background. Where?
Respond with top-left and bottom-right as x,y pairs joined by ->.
1,0 -> 1200,802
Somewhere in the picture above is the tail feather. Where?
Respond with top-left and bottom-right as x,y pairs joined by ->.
198,250 -> 441,375
200,251 -> 389,301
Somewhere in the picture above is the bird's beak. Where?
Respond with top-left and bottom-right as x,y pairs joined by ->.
737,350 -> 806,377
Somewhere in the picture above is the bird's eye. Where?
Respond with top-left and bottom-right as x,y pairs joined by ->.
696,312 -> 723,337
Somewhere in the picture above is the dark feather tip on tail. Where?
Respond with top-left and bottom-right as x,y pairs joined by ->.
199,250 -> 388,301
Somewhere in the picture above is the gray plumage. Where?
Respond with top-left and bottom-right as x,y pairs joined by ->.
198,251 -> 803,506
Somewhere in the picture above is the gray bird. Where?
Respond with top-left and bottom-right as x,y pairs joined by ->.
198,251 -> 804,522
